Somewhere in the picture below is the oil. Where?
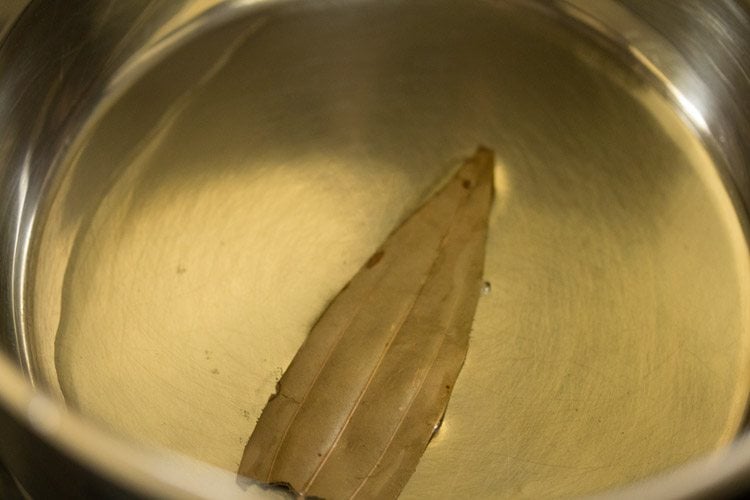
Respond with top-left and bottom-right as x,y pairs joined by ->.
25,2 -> 750,497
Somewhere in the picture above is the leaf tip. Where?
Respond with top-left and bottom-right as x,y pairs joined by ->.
474,145 -> 495,163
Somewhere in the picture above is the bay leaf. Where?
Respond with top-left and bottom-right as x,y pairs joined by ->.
238,147 -> 494,499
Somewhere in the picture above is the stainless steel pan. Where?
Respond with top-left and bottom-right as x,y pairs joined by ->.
2,1 -> 750,498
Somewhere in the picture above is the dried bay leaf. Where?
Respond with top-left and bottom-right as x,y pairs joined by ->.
239,148 -> 495,499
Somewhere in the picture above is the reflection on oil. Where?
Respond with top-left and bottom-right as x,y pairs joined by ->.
28,2 -> 750,498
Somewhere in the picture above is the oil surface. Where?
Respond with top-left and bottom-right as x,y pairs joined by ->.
28,2 -> 750,498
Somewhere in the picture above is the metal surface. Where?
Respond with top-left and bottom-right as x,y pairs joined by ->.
2,0 -> 750,499
0,0 -> 27,42
0,461 -> 23,500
